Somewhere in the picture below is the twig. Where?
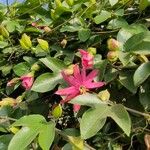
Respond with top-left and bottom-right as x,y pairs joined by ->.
0,116 -> 17,121
124,106 -> 150,118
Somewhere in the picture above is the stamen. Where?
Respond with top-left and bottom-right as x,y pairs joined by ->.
79,86 -> 88,94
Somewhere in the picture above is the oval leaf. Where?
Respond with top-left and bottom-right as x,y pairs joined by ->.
13,62 -> 30,76
38,121 -> 55,150
31,72 -> 62,93
133,62 -> 150,86
70,93 -> 104,107
40,57 -> 66,72
8,126 -> 39,150
124,32 -> 150,54
108,104 -> 131,136
80,105 -> 109,139
94,11 -> 111,24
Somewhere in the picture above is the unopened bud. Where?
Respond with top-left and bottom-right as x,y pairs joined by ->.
65,0 -> 74,6
0,25 -> 9,38
107,38 -> 120,51
87,47 -> 96,55
9,127 -> 19,134
64,64 -> 75,75
52,104 -> 62,118
37,38 -> 49,51
98,89 -> 110,101
7,78 -> 20,87
107,51 -> 118,62
0,98 -> 17,107
44,26 -> 52,33
61,39 -> 67,48
31,63 -> 40,72
19,33 -> 32,50
55,0 -> 62,7
0,35 -> 3,41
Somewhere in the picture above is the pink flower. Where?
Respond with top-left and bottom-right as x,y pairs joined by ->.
20,74 -> 34,90
79,49 -> 94,69
55,64 -> 105,104
73,104 -> 81,112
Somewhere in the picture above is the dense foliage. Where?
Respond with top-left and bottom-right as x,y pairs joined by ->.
1,0 -> 150,149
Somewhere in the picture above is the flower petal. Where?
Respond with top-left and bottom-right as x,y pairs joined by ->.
55,86 -> 77,96
86,70 -> 99,81
73,104 -> 81,112
73,64 -> 82,82
61,91 -> 79,103
85,81 -> 105,89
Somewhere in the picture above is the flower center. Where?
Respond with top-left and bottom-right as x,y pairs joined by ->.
79,86 -> 88,94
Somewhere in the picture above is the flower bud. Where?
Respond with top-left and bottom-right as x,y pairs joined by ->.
64,64 -> 75,75
73,104 -> 81,112
79,49 -> 94,69
44,26 -> 52,33
9,127 -> 19,134
65,0 -> 74,6
52,104 -> 62,118
55,0 -> 62,7
19,33 -> 32,50
31,22 -> 37,27
0,98 -> 16,107
37,38 -> 49,51
31,63 -> 40,72
87,47 -> 96,55
0,35 -> 3,41
107,38 -> 120,51
107,51 -> 118,62
61,39 -> 67,48
98,89 -> 110,101
20,72 -> 34,90
7,78 -> 20,87
0,25 -> 9,38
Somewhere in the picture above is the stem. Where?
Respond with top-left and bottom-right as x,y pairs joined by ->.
0,116 -> 17,121
124,106 -> 150,118
108,100 -> 150,118
55,128 -> 95,149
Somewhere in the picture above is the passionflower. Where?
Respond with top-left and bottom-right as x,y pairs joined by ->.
20,73 -> 34,90
79,49 -> 94,69
55,64 -> 105,104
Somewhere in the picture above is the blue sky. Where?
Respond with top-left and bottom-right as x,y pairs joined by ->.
0,0 -> 24,4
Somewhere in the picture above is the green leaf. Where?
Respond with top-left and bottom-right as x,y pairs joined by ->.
70,93 -> 104,107
108,104 -> 131,136
139,81 -> 150,111
133,62 -> 150,86
119,71 -> 137,93
13,62 -> 30,76
12,115 -> 46,127
0,135 -> 13,150
80,105 -> 108,139
104,67 -> 118,83
40,57 -> 66,72
8,126 -> 39,150
117,24 -> 148,43
78,29 -> 91,42
107,18 -> 128,29
94,59 -> 108,80
139,0 -> 150,11
109,0 -> 118,6
9,115 -> 55,150
38,121 -> 55,150
0,41 -> 8,48
124,32 -> 150,54
31,72 -> 63,92
94,11 -> 111,24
